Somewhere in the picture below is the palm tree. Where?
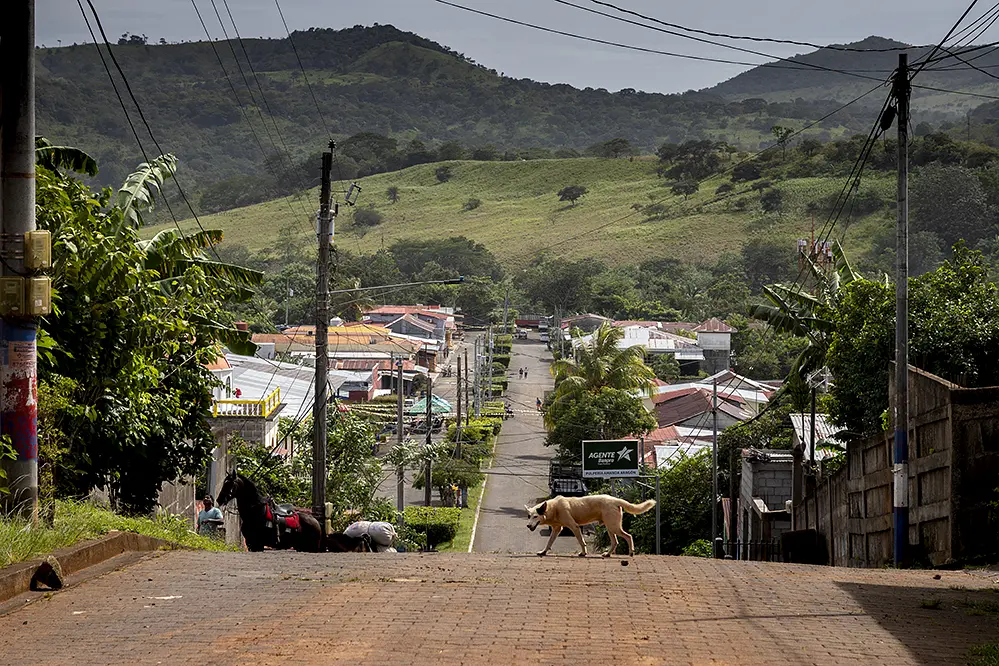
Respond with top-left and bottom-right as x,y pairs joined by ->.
545,323 -> 655,428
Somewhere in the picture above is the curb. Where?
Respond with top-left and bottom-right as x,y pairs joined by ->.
0,530 -> 180,604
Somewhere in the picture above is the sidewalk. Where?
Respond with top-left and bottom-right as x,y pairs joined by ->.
1,550 -> 995,665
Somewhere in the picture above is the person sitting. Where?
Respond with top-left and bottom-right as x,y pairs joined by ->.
197,495 -> 224,536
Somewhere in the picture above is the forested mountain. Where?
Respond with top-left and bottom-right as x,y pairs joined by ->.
36,25 -> 999,196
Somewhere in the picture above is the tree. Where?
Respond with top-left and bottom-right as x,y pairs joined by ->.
544,387 -> 656,461
36,147 -> 259,512
650,353 -> 680,383
588,137 -> 634,159
731,162 -> 762,182
547,323 -> 656,429
760,188 -> 783,214
657,140 -> 723,181
771,125 -> 794,158
558,185 -> 588,207
827,244 -> 999,435
437,141 -> 465,161
517,255 -> 601,314
912,164 -> 994,248
671,180 -> 699,199
435,165 -> 453,183
353,205 -> 383,227
386,186 -> 400,203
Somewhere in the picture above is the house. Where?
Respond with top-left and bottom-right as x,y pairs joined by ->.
737,448 -> 794,556
330,366 -> 380,402
559,313 -> 613,333
651,386 -> 748,431
788,413 -> 844,462
692,318 -> 736,374
363,305 -> 455,345
385,314 -> 437,340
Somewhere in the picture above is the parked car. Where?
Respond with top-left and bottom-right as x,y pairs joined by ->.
516,328 -> 529,339
539,332 -> 550,343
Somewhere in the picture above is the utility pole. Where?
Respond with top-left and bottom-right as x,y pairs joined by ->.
424,372 -> 433,507
474,336 -> 481,418
1,0 -> 39,520
312,146 -> 334,536
502,286 -> 509,333
396,359 -> 404,518
464,347 -> 470,426
486,325 -> 494,401
893,53 -> 910,567
284,277 -> 290,327
456,355 -> 463,459
711,380 -> 719,558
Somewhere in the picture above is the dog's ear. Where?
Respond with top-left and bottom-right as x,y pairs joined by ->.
537,501 -> 547,515
524,504 -> 531,514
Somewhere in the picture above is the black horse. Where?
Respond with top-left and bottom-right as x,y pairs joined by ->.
216,471 -> 323,552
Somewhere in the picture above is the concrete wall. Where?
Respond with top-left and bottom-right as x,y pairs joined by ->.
796,365 -> 999,567
740,453 -> 793,548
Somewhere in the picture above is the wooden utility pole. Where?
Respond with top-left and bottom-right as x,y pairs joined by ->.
1,0 -> 39,520
424,373 -> 433,506
893,53 -> 910,567
312,146 -> 334,535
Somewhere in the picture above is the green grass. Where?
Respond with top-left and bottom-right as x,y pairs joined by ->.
149,158 -> 892,269
969,644 -> 999,666
435,478 -> 484,553
0,500 -> 236,568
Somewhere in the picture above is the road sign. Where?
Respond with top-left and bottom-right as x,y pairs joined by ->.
581,439 -> 640,478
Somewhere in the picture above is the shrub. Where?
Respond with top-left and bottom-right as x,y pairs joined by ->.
353,205 -> 383,227
491,361 -> 507,376
750,180 -> 772,192
403,506 -> 460,549
463,198 -> 481,211
760,188 -> 783,213
681,539 -> 712,557
715,182 -> 734,195
492,353 -> 511,368
435,165 -> 453,183
731,162 -> 762,182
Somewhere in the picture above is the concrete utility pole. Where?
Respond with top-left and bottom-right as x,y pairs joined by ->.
456,355 -> 463,459
486,325 -> 494,401
396,359 -> 404,518
312,147 -> 334,535
711,380 -> 719,557
424,373 -> 433,507
893,53 -> 911,567
0,0 -> 39,520
474,336 -> 481,418
464,347 -> 470,426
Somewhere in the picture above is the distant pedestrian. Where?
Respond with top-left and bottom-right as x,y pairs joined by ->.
524,368 -> 528,379
519,368 -> 524,379
536,397 -> 542,411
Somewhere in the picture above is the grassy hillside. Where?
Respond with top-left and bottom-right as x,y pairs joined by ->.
149,158 -> 893,268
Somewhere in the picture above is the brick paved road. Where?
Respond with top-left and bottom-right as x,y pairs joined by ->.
2,551 -> 996,665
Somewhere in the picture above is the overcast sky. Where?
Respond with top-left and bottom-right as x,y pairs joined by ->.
39,0 -> 964,93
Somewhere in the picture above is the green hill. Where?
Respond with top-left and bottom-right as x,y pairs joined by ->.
37,25 -> 989,199
148,157 -> 893,269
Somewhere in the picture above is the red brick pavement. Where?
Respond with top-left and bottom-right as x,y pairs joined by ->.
0,551 -> 996,665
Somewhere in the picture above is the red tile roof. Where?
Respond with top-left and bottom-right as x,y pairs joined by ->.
693,317 -> 736,333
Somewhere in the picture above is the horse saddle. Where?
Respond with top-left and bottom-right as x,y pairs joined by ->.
265,500 -> 301,534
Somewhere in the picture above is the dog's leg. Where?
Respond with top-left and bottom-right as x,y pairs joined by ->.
538,525 -> 561,556
572,527 -> 587,557
604,532 -> 618,558
622,529 -> 636,556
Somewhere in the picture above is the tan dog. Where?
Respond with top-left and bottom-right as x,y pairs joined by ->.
525,495 -> 656,557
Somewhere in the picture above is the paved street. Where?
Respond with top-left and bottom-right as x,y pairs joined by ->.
2,550 -> 996,665
473,335 -> 579,554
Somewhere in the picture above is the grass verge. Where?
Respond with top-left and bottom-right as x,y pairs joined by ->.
436,479 -> 484,553
0,500 -> 236,568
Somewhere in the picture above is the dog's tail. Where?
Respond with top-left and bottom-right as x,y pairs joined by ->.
619,498 -> 656,515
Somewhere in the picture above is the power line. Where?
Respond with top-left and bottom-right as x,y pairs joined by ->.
552,0 -> 901,78
910,0 -> 983,78
273,0 -> 333,142
431,0 -> 884,75
576,0 -> 930,54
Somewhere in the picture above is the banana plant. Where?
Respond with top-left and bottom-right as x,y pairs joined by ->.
748,241 -> 858,380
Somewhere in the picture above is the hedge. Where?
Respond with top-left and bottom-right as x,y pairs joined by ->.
492,353 -> 511,368
403,506 -> 461,549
